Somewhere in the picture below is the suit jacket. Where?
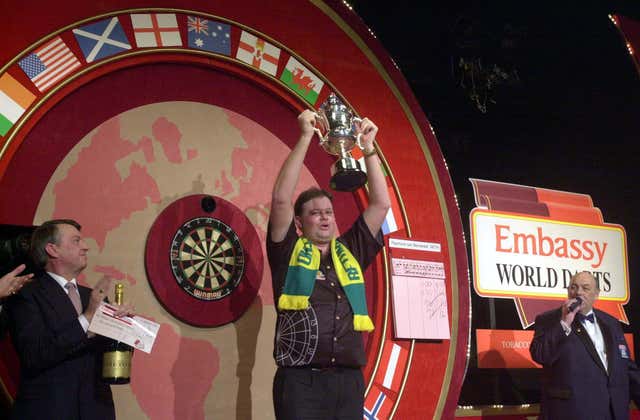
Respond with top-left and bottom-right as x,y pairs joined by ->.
6,272 -> 115,420
530,308 -> 640,420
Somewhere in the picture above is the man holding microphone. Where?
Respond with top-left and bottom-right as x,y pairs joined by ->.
530,271 -> 640,419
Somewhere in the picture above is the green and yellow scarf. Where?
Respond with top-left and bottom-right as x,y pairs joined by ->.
277,237 -> 374,332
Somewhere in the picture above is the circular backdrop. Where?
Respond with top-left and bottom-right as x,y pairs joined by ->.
0,2 -> 469,419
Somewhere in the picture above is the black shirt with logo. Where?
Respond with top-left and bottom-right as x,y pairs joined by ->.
267,215 -> 383,368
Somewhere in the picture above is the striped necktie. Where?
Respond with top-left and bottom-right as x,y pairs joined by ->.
65,282 -> 83,315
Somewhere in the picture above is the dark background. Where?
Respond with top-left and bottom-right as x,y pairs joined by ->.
353,0 -> 640,405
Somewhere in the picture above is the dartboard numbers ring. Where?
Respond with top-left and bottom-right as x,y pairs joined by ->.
170,217 -> 245,301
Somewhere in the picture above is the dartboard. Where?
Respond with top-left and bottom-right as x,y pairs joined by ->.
275,307 -> 319,366
170,217 -> 245,301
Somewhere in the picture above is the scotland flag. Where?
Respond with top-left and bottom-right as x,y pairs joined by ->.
73,17 -> 131,63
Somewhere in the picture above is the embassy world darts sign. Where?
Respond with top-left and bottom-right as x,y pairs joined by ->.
469,179 -> 629,328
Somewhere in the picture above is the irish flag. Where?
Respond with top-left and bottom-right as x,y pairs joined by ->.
0,73 -> 35,136
280,56 -> 324,105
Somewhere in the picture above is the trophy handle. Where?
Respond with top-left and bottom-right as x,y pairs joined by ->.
353,117 -> 364,150
312,112 -> 328,146
315,129 -> 331,149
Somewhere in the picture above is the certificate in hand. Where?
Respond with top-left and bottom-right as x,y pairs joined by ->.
88,303 -> 160,354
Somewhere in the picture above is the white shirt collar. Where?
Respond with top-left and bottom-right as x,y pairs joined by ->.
47,271 -> 78,293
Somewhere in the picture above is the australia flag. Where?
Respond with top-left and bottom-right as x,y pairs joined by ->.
188,16 -> 231,56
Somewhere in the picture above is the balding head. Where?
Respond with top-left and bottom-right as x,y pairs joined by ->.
567,271 -> 599,314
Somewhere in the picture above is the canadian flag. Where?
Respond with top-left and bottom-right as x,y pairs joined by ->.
236,31 -> 281,76
374,341 -> 409,392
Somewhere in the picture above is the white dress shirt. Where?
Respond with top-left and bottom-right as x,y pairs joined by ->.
48,272 -> 90,332
581,311 -> 608,372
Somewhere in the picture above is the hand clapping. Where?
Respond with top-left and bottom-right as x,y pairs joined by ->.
0,264 -> 33,299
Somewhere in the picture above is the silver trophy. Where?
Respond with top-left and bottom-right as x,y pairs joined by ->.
314,93 -> 367,192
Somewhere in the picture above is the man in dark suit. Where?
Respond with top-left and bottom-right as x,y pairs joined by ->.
7,219 -> 120,420
530,271 -> 640,419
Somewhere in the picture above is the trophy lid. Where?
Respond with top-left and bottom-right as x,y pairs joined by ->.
319,92 -> 350,114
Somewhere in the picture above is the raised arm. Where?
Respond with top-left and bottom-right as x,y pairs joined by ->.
270,110 -> 316,242
359,118 -> 391,236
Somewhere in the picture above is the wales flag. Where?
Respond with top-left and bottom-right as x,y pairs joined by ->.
280,56 -> 324,105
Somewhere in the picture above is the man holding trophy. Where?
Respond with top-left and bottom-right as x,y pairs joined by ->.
267,95 -> 390,419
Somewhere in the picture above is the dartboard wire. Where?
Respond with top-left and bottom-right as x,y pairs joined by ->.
183,240 -> 207,258
198,228 -> 211,243
213,232 -> 228,248
278,338 -> 311,347
190,229 -> 203,243
180,253 -> 206,267
278,316 -> 312,329
193,236 -> 210,257
186,259 -> 207,273
201,262 -> 211,284
210,259 -> 224,273
210,245 -> 232,259
182,252 -> 207,262
204,228 -> 218,256
181,263 -> 200,279
183,234 -> 200,251
277,331 -> 312,340
203,236 -> 214,258
211,245 -> 235,256
213,274 -> 225,288
213,264 -> 232,282
202,263 -> 221,288
188,270 -> 202,285
211,256 -> 234,267
192,241 -> 207,258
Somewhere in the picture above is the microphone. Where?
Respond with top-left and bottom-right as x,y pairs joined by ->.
568,296 -> 582,312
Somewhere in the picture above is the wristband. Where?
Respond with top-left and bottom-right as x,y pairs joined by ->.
362,148 -> 377,157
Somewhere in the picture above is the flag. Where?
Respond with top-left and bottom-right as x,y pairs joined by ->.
236,31 -> 280,76
72,17 -> 131,63
131,13 -> 182,47
0,73 -> 36,136
352,148 -> 367,174
382,177 -> 405,235
363,387 -> 392,420
18,37 -> 81,92
374,341 -> 409,392
280,56 -> 324,105
187,16 -> 231,55
350,149 -> 405,236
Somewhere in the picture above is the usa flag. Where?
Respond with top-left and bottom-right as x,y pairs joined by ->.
18,36 -> 81,92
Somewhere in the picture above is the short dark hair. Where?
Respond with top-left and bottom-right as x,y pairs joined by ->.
294,188 -> 333,217
30,219 -> 82,268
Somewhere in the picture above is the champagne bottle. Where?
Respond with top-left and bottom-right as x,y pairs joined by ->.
102,283 -> 133,384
